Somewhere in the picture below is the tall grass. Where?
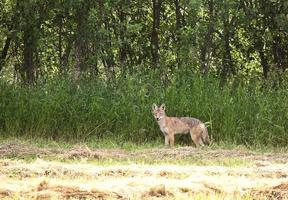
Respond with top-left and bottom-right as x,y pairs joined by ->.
0,72 -> 287,147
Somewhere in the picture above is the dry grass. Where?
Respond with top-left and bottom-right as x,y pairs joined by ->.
0,142 -> 288,199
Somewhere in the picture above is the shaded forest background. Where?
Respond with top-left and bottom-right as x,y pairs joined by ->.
0,0 -> 287,146
1,0 -> 288,82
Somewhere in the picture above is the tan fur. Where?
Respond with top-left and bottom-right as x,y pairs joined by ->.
152,103 -> 210,147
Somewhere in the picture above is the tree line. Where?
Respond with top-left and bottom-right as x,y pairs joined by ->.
0,0 -> 287,84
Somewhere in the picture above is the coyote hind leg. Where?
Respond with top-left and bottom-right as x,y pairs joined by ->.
168,133 -> 175,147
190,128 -> 204,147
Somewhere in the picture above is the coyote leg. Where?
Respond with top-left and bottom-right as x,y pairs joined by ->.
190,129 -> 204,147
168,133 -> 175,147
164,135 -> 169,146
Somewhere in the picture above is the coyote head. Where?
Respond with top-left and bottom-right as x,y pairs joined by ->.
152,103 -> 166,121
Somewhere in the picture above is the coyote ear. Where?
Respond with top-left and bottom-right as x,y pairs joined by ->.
160,103 -> 166,111
152,103 -> 157,110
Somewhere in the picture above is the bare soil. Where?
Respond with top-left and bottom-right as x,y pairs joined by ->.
0,142 -> 288,199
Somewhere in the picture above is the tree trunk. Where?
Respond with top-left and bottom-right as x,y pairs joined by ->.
220,17 -> 234,84
272,34 -> 287,72
58,15 -> 63,73
97,0 -> 115,80
255,39 -> 269,79
174,0 -> 181,29
118,2 -> 127,74
23,26 -> 36,84
174,0 -> 182,69
0,2 -> 20,74
61,38 -> 72,74
151,0 -> 162,68
74,1 -> 91,78
259,50 -> 269,79
200,0 -> 214,75
0,35 -> 12,73
219,1 -> 239,84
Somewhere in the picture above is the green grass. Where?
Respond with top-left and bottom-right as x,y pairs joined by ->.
2,137 -> 284,168
0,152 -> 252,168
0,145 -> 253,168
1,135 -> 288,153
0,71 -> 287,147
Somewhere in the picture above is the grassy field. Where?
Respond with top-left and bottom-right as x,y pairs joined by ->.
0,140 -> 288,200
0,74 -> 287,199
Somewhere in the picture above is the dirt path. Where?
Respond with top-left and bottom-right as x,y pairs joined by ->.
0,142 -> 288,199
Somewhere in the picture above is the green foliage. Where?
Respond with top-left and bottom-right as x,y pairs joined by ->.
1,0 -> 288,82
0,74 -> 287,147
0,0 -> 287,148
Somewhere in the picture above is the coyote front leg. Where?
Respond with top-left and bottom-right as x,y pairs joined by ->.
164,134 -> 169,146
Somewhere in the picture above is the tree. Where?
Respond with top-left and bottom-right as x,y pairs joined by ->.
0,0 -> 287,84
151,0 -> 162,68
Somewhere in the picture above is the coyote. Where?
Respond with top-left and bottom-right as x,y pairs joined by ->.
152,103 -> 210,147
